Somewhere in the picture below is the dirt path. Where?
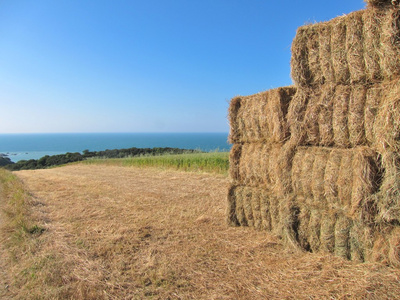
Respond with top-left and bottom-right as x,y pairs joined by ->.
7,164 -> 400,299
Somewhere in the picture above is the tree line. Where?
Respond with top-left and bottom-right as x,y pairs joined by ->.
2,147 -> 201,171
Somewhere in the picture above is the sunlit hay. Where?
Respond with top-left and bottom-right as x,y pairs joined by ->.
266,87 -> 297,142
309,209 -> 322,252
280,196 -> 303,251
332,16 -> 351,85
238,144 -> 250,185
242,186 -> 254,227
375,78 -> 400,152
251,188 -> 262,230
307,25 -> 323,86
351,147 -> 382,217
228,87 -> 296,144
365,0 -> 397,8
297,206 -> 312,251
349,221 -> 366,262
273,142 -> 297,197
290,149 -> 304,196
319,23 -> 335,83
227,185 -> 240,226
303,88 -> 322,145
319,85 -> 336,146
388,227 -> 400,267
246,144 -> 259,185
362,8 -> 384,81
228,97 -> 242,144
378,151 -> 400,223
301,148 -> 316,202
269,194 -> 281,234
324,149 -> 342,210
337,151 -> 354,210
335,214 -> 352,259
370,228 -> 391,264
229,144 -> 242,182
381,7 -> 400,80
349,85 -> 367,147
233,186 -> 247,226
287,88 -> 311,145
346,10 -> 366,84
259,143 -> 273,186
333,85 -> 351,148
231,143 -> 284,188
311,148 -> 330,208
364,84 -> 383,145
260,188 -> 272,231
320,211 -> 337,253
291,26 -> 311,87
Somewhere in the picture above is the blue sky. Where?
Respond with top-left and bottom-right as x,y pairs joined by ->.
0,0 -> 366,133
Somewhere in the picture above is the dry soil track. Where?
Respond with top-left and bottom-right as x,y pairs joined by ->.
3,164 -> 400,299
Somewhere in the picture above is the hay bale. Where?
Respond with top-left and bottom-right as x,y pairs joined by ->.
388,226 -> 400,267
273,142 -> 297,196
332,15 -> 351,84
260,188 -> 272,231
229,143 -> 242,182
243,186 -> 255,227
364,85 -> 383,145
309,209 -> 322,252
349,85 -> 367,147
349,221 -> 367,262
300,148 -> 315,199
335,215 -> 352,259
333,85 -> 351,148
291,147 -> 382,216
228,87 -> 296,144
375,78 -> 400,152
365,0 -> 397,8
291,26 -> 311,87
287,88 -> 310,145
351,147 -> 381,217
251,188 -> 262,230
311,148 -> 330,207
346,11 -> 366,84
362,8 -> 384,81
324,149 -> 342,208
227,185 -> 287,235
381,7 -> 400,79
303,88 -> 322,145
227,185 -> 240,226
230,143 -> 285,188
318,85 -> 335,146
297,207 -> 312,251
229,185 -> 247,226
337,151 -> 354,210
319,23 -> 335,83
307,26 -> 323,86
320,212 -> 337,253
378,151 -> 400,223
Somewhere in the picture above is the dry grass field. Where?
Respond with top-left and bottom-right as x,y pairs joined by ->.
1,164 -> 400,299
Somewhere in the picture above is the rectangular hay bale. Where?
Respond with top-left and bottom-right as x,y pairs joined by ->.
228,87 -> 296,144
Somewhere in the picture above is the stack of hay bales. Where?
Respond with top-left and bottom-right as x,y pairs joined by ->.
228,0 -> 400,266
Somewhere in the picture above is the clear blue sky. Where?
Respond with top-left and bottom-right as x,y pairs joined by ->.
0,0 -> 366,133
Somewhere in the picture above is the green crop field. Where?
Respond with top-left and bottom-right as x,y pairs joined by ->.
81,151 -> 230,175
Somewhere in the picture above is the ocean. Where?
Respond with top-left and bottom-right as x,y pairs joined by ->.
0,133 -> 231,162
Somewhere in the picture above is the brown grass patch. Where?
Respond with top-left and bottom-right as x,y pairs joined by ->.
1,165 -> 399,298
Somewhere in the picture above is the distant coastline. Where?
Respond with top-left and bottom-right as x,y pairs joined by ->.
0,132 -> 231,162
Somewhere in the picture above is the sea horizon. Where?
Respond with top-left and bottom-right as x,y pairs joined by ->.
0,132 -> 231,162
